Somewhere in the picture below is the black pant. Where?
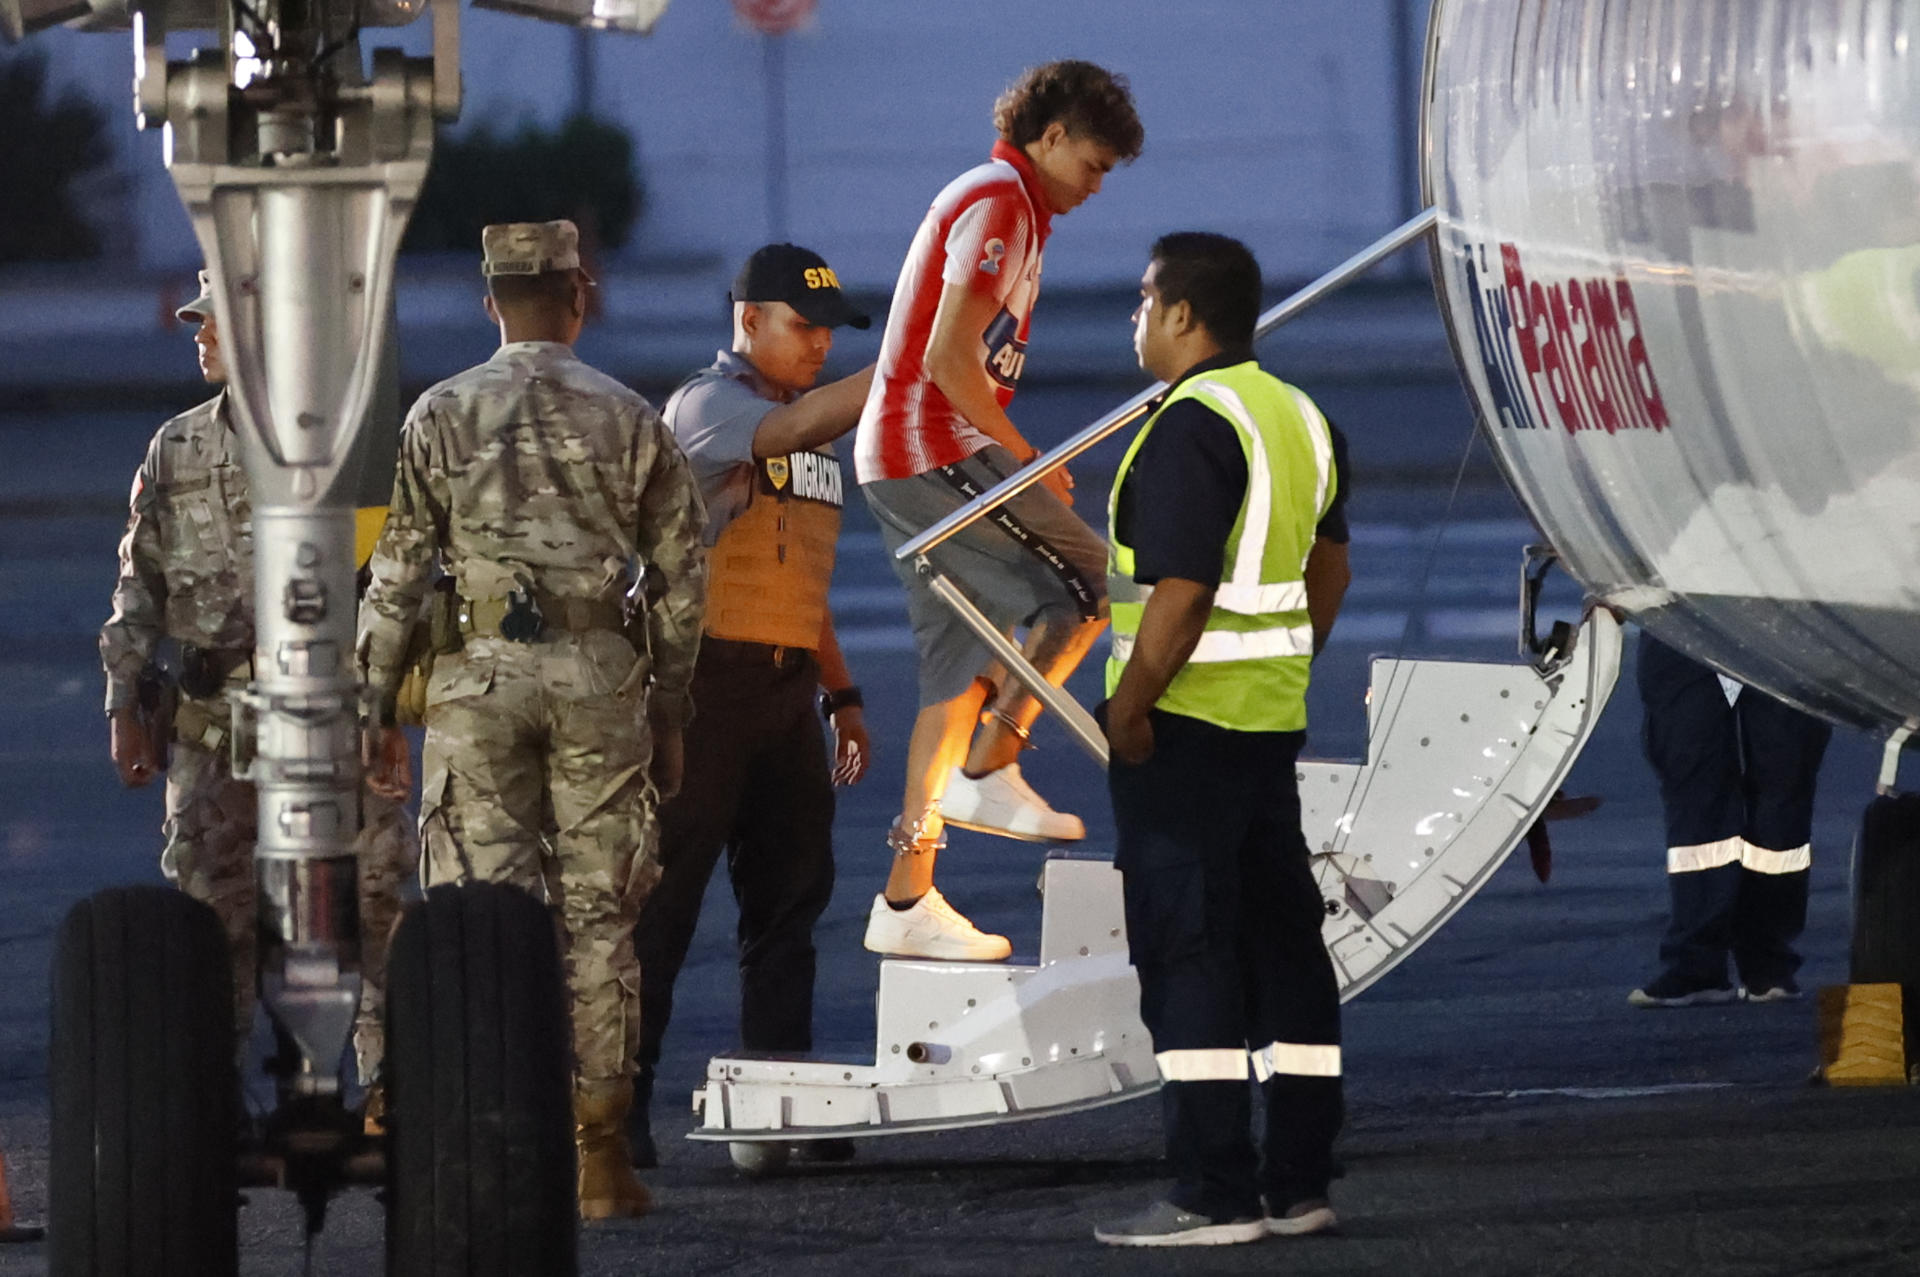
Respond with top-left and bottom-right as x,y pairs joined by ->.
636,640 -> 836,1070
1108,709 -> 1343,1220
1638,632 -> 1831,988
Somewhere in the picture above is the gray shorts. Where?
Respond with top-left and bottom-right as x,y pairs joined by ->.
863,445 -> 1109,708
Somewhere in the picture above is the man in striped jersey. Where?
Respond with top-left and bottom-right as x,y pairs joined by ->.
855,60 -> 1144,961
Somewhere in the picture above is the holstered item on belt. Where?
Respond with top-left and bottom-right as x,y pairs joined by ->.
396,579 -> 461,726
427,576 -> 464,656
394,626 -> 435,728
135,662 -> 178,771
461,587 -> 627,642
622,563 -> 665,662
172,693 -> 229,755
178,644 -> 250,700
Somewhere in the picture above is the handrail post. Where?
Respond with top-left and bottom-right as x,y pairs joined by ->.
922,569 -> 1111,766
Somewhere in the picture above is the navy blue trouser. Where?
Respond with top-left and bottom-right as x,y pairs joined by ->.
1108,709 -> 1343,1220
636,640 -> 836,1069
1638,632 -> 1830,989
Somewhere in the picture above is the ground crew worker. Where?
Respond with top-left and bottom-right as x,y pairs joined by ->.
358,220 -> 706,1221
1628,632 -> 1831,1007
855,60 -> 1144,961
101,270 -> 415,1093
630,244 -> 875,1165
1094,233 -> 1352,1248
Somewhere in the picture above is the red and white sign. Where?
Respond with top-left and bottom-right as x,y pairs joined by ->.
732,0 -> 815,35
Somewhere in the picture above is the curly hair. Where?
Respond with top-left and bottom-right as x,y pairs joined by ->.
992,60 -> 1144,161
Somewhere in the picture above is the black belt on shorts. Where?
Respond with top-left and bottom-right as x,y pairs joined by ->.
933,456 -> 1102,622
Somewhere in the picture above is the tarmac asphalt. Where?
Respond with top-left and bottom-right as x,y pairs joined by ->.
0,398 -> 1916,1274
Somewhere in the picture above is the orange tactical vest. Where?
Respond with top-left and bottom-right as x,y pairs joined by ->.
704,446 -> 844,649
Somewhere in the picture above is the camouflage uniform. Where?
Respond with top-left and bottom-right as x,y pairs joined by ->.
101,392 -> 417,1081
358,339 -> 706,1085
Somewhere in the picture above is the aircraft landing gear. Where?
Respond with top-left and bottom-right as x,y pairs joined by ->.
49,882 -> 579,1274
385,883 -> 577,1273
727,1140 -> 799,1178
1848,741 -> 1920,1080
49,887 -> 241,1276
35,0 -> 595,1268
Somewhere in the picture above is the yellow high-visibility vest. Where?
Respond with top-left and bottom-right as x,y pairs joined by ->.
1105,361 -> 1335,732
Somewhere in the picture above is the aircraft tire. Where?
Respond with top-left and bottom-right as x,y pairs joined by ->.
385,882 -> 576,1276
1851,794 -> 1920,993
49,885 -> 239,1277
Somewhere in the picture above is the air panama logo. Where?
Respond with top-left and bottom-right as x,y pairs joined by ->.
761,450 -> 844,507
1460,241 -> 1670,436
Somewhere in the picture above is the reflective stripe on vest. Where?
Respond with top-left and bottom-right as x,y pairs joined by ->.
1136,576 -> 1310,616
1110,624 -> 1313,664
1105,363 -> 1334,733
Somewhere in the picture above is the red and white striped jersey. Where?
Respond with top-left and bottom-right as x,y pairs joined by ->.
854,140 -> 1053,482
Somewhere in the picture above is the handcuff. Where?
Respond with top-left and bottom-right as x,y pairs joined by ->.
818,685 -> 864,719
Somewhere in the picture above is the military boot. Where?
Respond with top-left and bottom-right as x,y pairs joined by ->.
627,1066 -> 659,1168
575,1080 -> 654,1220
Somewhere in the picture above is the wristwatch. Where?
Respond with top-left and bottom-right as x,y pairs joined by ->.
819,685 -> 864,718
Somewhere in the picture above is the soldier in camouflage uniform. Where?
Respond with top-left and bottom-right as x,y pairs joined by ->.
358,221 -> 707,1222
101,271 -> 417,1090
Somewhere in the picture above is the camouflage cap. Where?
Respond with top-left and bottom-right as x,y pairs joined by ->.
481,220 -> 584,278
176,269 -> 214,322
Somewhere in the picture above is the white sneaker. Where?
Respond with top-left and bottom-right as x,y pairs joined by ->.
1266,1198 -> 1339,1237
939,764 -> 1085,843
862,888 -> 1012,961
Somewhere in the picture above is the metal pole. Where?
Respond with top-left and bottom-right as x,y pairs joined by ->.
924,574 -> 1110,765
895,206 -> 1439,563
246,181 -> 366,1094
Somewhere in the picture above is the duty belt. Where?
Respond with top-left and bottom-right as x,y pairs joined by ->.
173,696 -> 230,754
179,644 -> 252,700
460,588 -> 627,640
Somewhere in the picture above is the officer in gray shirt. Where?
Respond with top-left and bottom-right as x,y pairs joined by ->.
630,244 -> 876,1165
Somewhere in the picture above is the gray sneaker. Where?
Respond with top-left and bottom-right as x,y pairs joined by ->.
1093,1200 -> 1267,1247
1267,1197 -> 1339,1236
1738,982 -> 1803,1003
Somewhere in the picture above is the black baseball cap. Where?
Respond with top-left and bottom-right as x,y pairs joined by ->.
730,243 -> 871,330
